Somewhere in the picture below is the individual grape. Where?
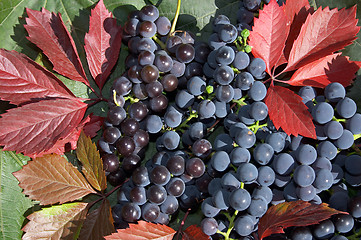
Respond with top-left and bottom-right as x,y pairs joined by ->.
249,101 -> 268,121
296,185 -> 316,201
116,136 -> 135,157
185,62 -> 203,79
312,157 -> 332,171
248,196 -> 268,217
325,82 -> 345,102
230,147 -> 251,166
229,188 -> 251,211
212,189 -> 230,210
138,21 -> 157,38
149,165 -> 171,186
344,172 -> 361,186
346,113 -> 361,134
121,118 -> 139,136
122,154 -> 141,172
179,185 -> 201,209
331,164 -> 344,184
253,143 -> 274,165
121,203 -> 141,222
236,163 -> 258,184
186,157 -> 205,178
244,0 -> 261,11
107,105 -> 126,126
139,5 -> 159,22
216,85 -> 234,103
145,115 -> 163,134
252,186 -> 272,204
217,24 -> 238,43
248,81 -> 267,101
187,76 -> 206,96
334,129 -> 354,150
160,195 -> 179,214
221,172 -> 241,190
154,52 -> 173,72
129,186 -> 147,205
313,219 -> 335,239
198,100 -> 216,119
141,64 -> 159,83
195,173 -> 212,193
211,151 -> 230,172
175,90 -> 195,108
192,139 -> 212,158
166,35 -> 183,53
147,185 -> 167,205
329,191 -> 349,211
137,37 -> 157,52
176,43 -> 195,63
291,227 -> 313,240
257,166 -> 275,186
324,121 -> 343,140
290,135 -> 303,151
213,14 -> 230,28
234,215 -> 255,237
102,154 -> 120,173
194,42 -> 211,63
215,46 -> 235,65
237,7 -> 254,24
274,173 -> 291,188
103,127 -> 121,144
161,131 -> 180,150
132,83 -> 148,100
296,144 -> 317,165
201,217 -> 218,236
283,181 -> 298,201
313,169 -> 333,191
155,16 -> 171,35
298,86 -> 317,100
177,31 -> 195,44
235,128 -> 256,149
113,76 -> 132,96
293,165 -> 315,187
164,109 -> 182,129
207,178 -> 222,196
214,65 -> 234,85
161,74 -> 179,91
146,80 -> 163,98
166,177 -> 185,197
141,203 -> 160,222
266,132 -> 286,153
235,72 -> 254,90
213,133 -> 233,153
330,236 -> 348,240
128,36 -> 141,54
312,102 -> 334,124
317,141 -> 337,160
345,155 -> 361,175
248,58 -> 266,78
336,97 -> 357,118
202,197 -> 221,217
150,94 -> 168,112
349,196 -> 361,218
128,102 -> 148,121
132,166 -> 150,186
333,214 -> 354,233
124,18 -> 139,36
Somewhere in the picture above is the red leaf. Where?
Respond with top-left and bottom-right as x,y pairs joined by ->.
0,49 -> 75,105
283,0 -> 314,61
265,84 -> 316,138
25,8 -> 89,86
0,98 -> 87,156
285,6 -> 360,71
286,53 -> 361,88
249,0 -> 289,75
84,0 -> 122,90
182,225 -> 211,240
258,200 -> 347,239
83,114 -> 104,138
104,221 -> 176,240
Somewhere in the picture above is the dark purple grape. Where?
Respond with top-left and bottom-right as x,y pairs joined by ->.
116,136 -> 135,157
102,154 -> 120,173
146,81 -> 164,98
147,185 -> 167,204
176,44 -> 195,63
107,168 -> 126,186
128,102 -> 148,121
124,18 -> 139,36
166,155 -> 185,176
154,52 -> 173,73
141,203 -> 160,222
141,64 -> 159,83
192,139 -> 212,158
129,186 -> 147,205
161,74 -> 178,92
121,203 -> 141,222
103,127 -> 121,144
122,154 -> 141,172
133,129 -> 149,148
107,106 -> 126,126
149,94 -> 168,112
166,35 -> 183,53
113,76 -> 132,96
150,165 -> 171,185
139,21 -> 157,38
120,118 -> 139,136
166,177 -> 185,197
186,157 -> 205,178
138,50 -> 155,66
139,5 -> 159,22
132,166 -> 150,187
155,16 -> 171,35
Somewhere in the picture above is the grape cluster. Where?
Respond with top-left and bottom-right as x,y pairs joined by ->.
97,0 -> 361,239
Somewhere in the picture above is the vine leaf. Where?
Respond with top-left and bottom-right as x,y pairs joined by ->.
76,131 -> 107,191
258,200 -> 346,239
287,53 -> 361,88
265,84 -> 316,138
79,199 -> 115,240
182,225 -> 211,240
248,0 -> 289,75
22,202 -> 88,240
0,49 -> 75,105
104,221 -> 176,240
12,154 -> 96,205
285,5 -> 360,71
84,0 -> 122,90
83,114 -> 104,138
0,98 -> 87,156
25,8 -> 89,86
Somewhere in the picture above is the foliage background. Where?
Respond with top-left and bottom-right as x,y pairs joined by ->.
0,0 -> 360,239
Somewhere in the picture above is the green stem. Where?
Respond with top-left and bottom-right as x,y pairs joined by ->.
332,116 -> 346,123
249,121 -> 268,134
175,109 -> 198,131
354,133 -> 361,141
124,95 -> 139,104
152,35 -> 167,50
169,0 -> 181,35
348,228 -> 361,240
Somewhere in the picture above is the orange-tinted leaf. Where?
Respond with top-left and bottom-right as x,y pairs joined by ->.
76,131 -> 107,191
84,0 -> 122,90
286,53 -> 361,88
249,0 -> 289,74
285,6 -> 360,71
12,154 -> 96,205
0,49 -> 75,105
25,8 -> 89,86
0,98 -> 87,156
182,225 -> 211,240
22,202 -> 88,240
265,84 -> 316,138
79,199 -> 115,240
83,114 -> 104,138
258,200 -> 347,239
104,221 -> 176,240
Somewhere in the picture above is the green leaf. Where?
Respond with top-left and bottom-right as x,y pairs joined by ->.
0,150 -> 33,240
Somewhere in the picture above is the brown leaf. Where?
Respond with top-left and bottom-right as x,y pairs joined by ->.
13,154 -> 96,205
76,131 -> 107,191
104,221 -> 176,240
79,199 -> 115,240
182,225 -> 210,240
22,202 -> 87,240
258,200 -> 347,239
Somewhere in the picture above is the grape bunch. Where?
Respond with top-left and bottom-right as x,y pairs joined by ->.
96,0 -> 361,239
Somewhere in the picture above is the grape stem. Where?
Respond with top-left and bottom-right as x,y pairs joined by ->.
176,208 -> 191,240
169,0 -> 181,36
152,35 -> 167,50
218,210 -> 239,240
175,108 -> 198,132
